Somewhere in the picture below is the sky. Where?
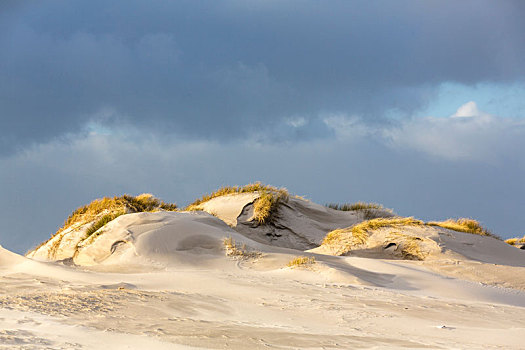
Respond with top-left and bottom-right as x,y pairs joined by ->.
1,0 -> 524,253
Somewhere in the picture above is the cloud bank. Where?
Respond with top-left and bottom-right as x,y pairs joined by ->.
2,101 -> 524,253
1,1 -> 525,153
1,1 -> 524,252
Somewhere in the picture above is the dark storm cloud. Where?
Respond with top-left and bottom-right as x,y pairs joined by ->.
1,0 -> 525,153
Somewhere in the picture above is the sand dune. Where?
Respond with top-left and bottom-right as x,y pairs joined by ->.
2,189 -> 525,349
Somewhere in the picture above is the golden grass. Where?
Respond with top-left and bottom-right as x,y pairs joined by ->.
185,182 -> 288,211
386,232 -> 428,260
287,256 -> 316,268
326,202 -> 383,211
84,212 -> 124,238
506,236 -> 525,246
222,237 -> 261,260
322,217 -> 424,255
427,218 -> 496,238
27,194 -> 177,255
252,190 -> 289,224
185,182 -> 289,225
321,215 -> 501,257
62,194 -> 176,231
325,202 -> 394,220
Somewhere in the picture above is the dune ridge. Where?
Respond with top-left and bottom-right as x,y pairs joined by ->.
0,184 -> 523,349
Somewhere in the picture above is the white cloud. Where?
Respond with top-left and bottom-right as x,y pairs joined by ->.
315,103 -> 525,164
451,101 -> 487,118
286,116 -> 307,128
322,114 -> 373,139
384,102 -> 525,162
1,114 -> 524,253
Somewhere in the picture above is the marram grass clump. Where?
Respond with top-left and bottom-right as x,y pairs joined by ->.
186,182 -> 289,225
322,217 -> 424,255
252,190 -> 289,224
427,218 -> 497,238
325,202 -> 394,220
223,237 -> 261,260
505,235 -> 525,247
386,232 -> 428,260
326,202 -> 383,211
83,212 -> 124,239
287,256 -> 316,268
186,182 -> 288,210
62,193 -> 177,233
28,194 -> 177,255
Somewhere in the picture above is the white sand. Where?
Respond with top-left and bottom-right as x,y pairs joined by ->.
2,196 -> 525,349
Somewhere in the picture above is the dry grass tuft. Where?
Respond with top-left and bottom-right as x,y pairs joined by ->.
427,218 -> 497,238
322,217 -> 424,255
83,212 -> 124,239
326,202 -> 393,220
287,256 -> 316,268
326,202 -> 383,211
252,190 -> 289,224
185,182 -> 289,225
62,194 -> 177,232
223,237 -> 261,260
28,194 -> 177,255
386,232 -> 428,260
506,235 -> 525,246
185,182 -> 288,211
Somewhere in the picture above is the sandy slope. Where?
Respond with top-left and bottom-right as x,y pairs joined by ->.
2,195 -> 525,349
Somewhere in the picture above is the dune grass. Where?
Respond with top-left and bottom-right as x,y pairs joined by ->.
325,202 -> 393,220
506,236 -> 525,246
222,237 -> 261,260
322,217 -> 424,255
427,218 -> 497,238
185,182 -> 288,210
62,193 -> 176,231
326,202 -> 383,211
84,212 -> 125,238
252,190 -> 289,224
322,215 -> 499,256
287,256 -> 316,268
386,232 -> 428,260
185,182 -> 289,225
28,194 -> 177,256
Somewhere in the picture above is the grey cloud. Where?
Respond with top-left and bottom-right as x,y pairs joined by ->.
1,117 -> 524,253
2,1 -> 525,153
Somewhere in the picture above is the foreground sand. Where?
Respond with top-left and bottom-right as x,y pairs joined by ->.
2,249 -> 525,349
3,195 -> 525,349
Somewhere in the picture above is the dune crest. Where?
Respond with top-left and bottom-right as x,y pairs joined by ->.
0,184 -> 523,348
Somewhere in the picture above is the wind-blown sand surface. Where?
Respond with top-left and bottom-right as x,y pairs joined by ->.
2,193 -> 525,349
